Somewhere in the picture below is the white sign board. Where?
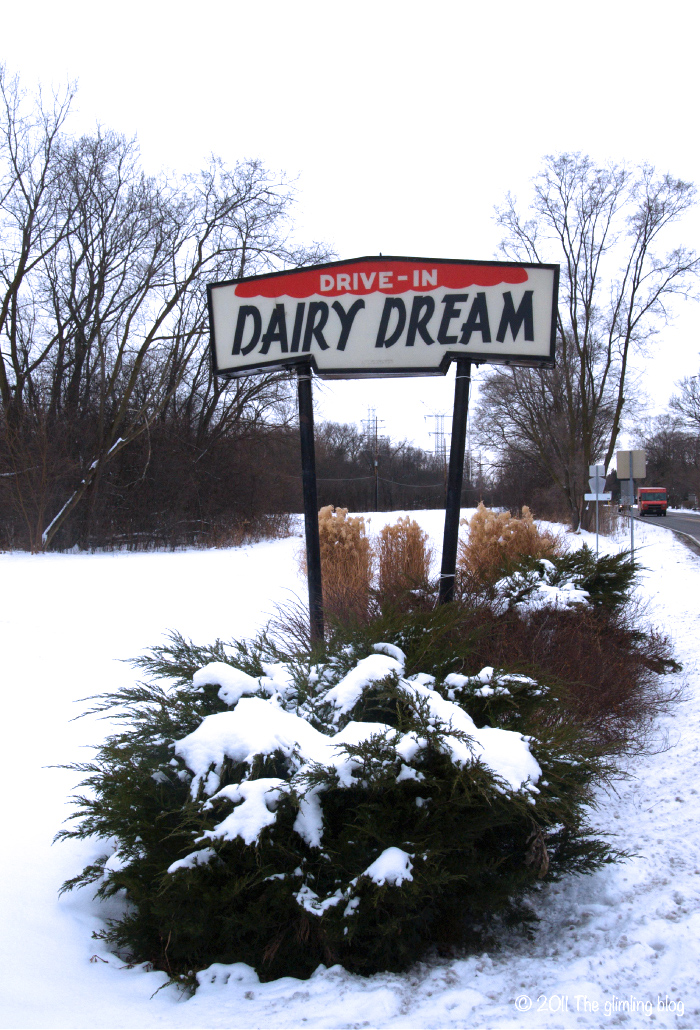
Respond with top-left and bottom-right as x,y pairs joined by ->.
616,450 -> 646,480
208,256 -> 559,379
589,468 -> 606,494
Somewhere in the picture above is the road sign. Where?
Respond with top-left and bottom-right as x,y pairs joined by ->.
587,464 -> 609,556
587,464 -> 609,500
616,450 -> 646,480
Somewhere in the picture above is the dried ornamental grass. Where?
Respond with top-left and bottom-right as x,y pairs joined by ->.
317,505 -> 373,623
377,516 -> 433,598
458,502 -> 562,584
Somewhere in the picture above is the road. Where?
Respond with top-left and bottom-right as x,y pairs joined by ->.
633,508 -> 700,546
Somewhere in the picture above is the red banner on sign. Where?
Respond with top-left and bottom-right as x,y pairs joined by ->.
235,259 -> 529,299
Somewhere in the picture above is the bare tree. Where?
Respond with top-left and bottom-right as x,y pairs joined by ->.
0,65 -> 76,423
638,413 -> 700,506
479,153 -> 699,528
669,374 -> 700,431
0,96 -> 329,547
476,335 -> 618,524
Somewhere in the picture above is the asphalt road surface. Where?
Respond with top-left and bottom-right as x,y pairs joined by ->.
634,508 -> 700,546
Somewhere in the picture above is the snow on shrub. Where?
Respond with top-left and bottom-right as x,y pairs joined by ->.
493,558 -> 590,613
490,547 -> 640,613
58,627 -> 619,987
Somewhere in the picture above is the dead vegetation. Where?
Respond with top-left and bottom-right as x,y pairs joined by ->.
291,503 -> 680,759
315,506 -> 373,622
458,502 -> 563,584
376,516 -> 433,599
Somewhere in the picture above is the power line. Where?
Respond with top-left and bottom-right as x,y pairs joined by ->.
275,471 -> 445,488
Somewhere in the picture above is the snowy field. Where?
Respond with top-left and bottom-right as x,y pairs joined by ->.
1,510 -> 699,1030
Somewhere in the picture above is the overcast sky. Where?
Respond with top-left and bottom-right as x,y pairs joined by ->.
3,0 -> 699,452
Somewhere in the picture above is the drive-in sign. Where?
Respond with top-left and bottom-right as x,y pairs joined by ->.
208,255 -> 558,378
207,254 -> 559,642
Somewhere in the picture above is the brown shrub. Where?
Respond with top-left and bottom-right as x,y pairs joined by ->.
458,502 -> 563,584
210,514 -> 294,549
437,600 -> 678,754
597,503 -> 623,539
376,516 -> 433,599
316,505 -> 373,624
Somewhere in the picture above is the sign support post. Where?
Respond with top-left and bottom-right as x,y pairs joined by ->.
439,359 -> 472,604
629,451 -> 635,559
208,255 -> 560,641
297,365 -> 324,643
615,450 -> 646,562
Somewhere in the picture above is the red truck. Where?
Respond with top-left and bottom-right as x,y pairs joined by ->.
637,487 -> 668,517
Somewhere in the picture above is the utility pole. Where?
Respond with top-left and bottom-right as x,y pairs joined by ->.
361,408 -> 384,511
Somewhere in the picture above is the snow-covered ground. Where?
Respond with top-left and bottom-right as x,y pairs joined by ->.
1,511 -> 699,1030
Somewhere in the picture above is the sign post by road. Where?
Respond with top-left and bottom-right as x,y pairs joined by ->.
208,255 -> 559,640
584,464 -> 611,556
616,450 -> 646,558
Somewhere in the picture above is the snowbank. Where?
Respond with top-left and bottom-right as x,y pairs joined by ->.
1,513 -> 698,1029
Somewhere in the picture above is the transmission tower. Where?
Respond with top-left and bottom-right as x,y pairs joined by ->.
426,412 -> 450,501
361,407 -> 384,511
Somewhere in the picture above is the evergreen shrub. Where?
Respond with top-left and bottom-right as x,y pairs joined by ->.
59,615 -> 627,987
488,547 -> 637,611
59,534 -> 679,989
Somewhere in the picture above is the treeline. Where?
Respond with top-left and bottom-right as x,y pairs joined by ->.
1,405 -> 484,550
0,69 -> 330,551
314,421 -> 475,514
2,411 -> 299,552
474,447 -> 570,522
636,377 -> 700,506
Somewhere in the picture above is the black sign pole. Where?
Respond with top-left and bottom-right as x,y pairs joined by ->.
438,358 -> 472,605
297,364 -> 324,643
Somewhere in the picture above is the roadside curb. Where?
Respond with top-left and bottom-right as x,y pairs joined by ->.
669,527 -> 700,558
634,516 -> 700,558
